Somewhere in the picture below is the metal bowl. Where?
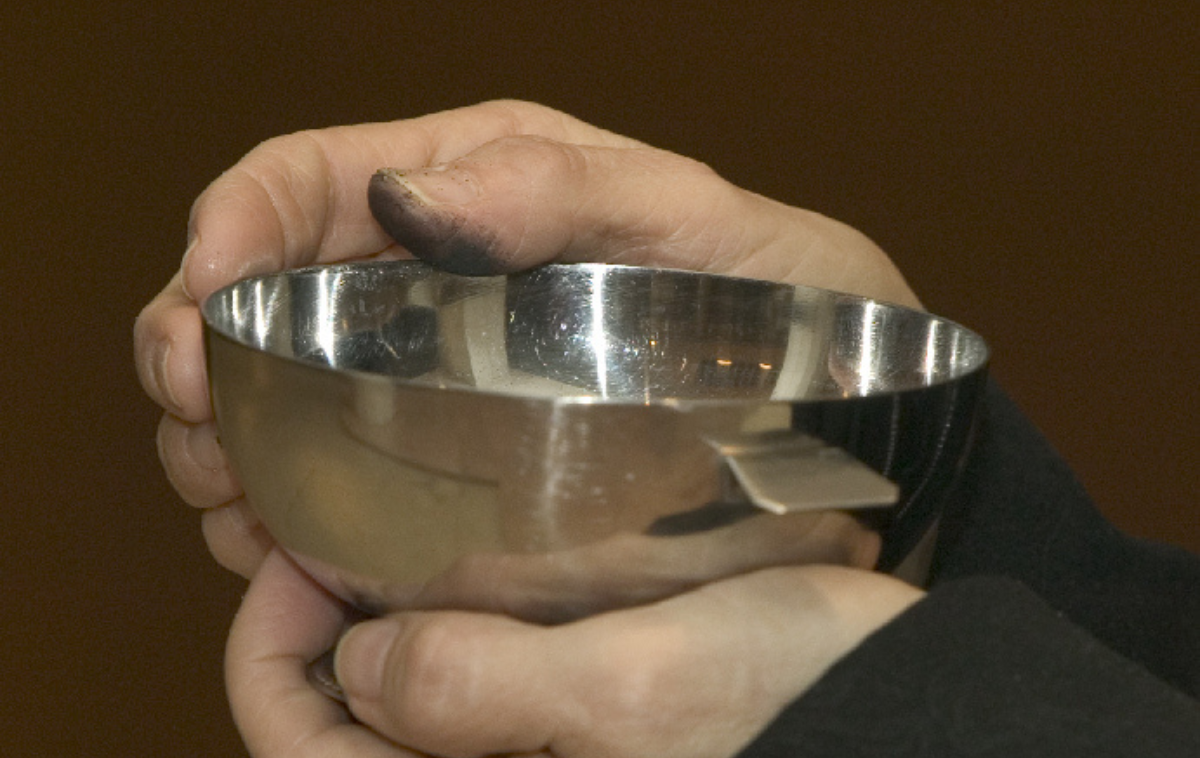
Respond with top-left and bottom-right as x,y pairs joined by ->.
203,261 -> 988,620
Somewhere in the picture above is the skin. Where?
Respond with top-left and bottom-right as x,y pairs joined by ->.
135,101 -> 918,578
134,100 -> 926,757
229,551 -> 921,758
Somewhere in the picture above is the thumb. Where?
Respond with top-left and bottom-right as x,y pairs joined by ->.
367,135 -> 918,306
334,612 -> 560,757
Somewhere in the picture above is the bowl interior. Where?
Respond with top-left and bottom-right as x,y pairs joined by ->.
202,262 -> 988,404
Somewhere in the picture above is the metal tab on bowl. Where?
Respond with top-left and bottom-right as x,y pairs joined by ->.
709,430 -> 899,515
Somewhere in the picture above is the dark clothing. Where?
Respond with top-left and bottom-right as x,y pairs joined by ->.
739,382 -> 1200,756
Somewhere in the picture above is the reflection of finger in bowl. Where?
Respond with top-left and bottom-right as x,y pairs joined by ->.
203,261 -> 988,618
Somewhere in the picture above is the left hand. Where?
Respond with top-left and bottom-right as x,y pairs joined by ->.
227,551 -> 923,758
134,100 -> 920,581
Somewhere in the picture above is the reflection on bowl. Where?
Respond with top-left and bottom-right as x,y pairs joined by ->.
203,261 -> 988,619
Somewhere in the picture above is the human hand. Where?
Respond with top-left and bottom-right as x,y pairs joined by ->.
227,550 -> 923,758
134,99 -> 919,579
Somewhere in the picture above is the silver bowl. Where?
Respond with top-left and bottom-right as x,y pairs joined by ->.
203,262 -> 988,620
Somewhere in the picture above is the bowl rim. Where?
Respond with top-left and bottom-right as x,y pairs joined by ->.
201,260 -> 991,408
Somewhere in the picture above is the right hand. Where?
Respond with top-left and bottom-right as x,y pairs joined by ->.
134,99 -> 919,579
226,550 -> 923,758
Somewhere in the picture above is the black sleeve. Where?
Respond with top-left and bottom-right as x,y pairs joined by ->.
932,380 -> 1200,695
737,381 -> 1200,757
736,577 -> 1200,758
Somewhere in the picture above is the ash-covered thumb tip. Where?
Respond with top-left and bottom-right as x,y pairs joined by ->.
367,169 -> 422,236
366,168 -> 501,275
369,168 -> 442,215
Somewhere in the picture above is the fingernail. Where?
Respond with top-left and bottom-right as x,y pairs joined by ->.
220,498 -> 261,534
378,165 -> 480,207
335,618 -> 404,702
307,650 -> 346,703
154,340 -> 181,411
368,168 -> 501,275
180,234 -> 200,301
186,423 -> 226,472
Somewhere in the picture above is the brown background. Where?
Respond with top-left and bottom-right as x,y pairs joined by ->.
3,3 -> 1195,755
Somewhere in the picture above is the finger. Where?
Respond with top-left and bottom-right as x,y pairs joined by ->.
404,510 -> 882,623
367,136 -> 920,307
134,274 -> 210,421
156,415 -> 241,509
335,566 -> 923,758
143,101 -> 638,423
227,550 -> 420,757
335,612 -> 560,756
201,499 -> 276,580
183,100 -> 643,304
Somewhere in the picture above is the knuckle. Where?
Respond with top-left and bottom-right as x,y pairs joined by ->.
132,300 -> 159,345
661,150 -> 721,181
479,99 -> 569,136
481,97 -> 555,122
155,415 -> 186,483
590,623 -> 690,719
219,130 -> 333,244
201,502 -> 269,579
384,616 -> 477,728
478,134 -> 587,180
811,511 -> 883,568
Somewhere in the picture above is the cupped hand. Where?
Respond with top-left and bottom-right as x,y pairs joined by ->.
134,99 -> 918,578
227,550 -> 922,758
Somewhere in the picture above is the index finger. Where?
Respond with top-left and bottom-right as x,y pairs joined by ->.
183,100 -> 643,303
